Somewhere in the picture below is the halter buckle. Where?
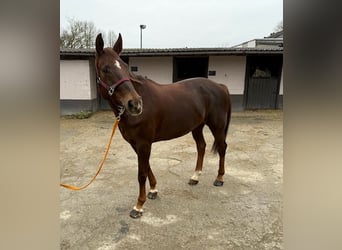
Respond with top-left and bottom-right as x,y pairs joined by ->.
108,86 -> 115,96
116,106 -> 125,121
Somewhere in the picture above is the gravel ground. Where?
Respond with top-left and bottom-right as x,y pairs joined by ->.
60,110 -> 283,250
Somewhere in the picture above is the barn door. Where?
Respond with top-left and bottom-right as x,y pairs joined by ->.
246,77 -> 279,109
245,55 -> 282,109
173,56 -> 208,82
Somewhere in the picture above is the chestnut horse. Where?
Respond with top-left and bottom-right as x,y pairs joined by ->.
95,33 -> 231,218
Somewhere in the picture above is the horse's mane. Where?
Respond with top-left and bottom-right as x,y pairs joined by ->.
129,72 -> 158,85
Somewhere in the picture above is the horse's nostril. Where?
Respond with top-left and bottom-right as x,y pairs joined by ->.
128,100 -> 134,110
127,98 -> 142,116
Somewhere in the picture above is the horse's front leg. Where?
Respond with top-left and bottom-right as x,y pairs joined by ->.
130,143 -> 151,219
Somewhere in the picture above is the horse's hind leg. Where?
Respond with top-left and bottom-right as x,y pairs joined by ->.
209,127 -> 227,187
147,167 -> 158,199
189,124 -> 206,185
214,140 -> 227,186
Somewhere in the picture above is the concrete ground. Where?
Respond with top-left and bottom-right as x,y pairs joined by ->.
60,110 -> 283,250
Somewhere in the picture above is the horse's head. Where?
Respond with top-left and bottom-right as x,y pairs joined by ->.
95,33 -> 142,117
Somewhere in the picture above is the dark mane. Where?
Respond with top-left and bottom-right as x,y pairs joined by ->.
129,72 -> 161,86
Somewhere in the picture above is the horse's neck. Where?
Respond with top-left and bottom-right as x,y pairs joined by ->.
129,73 -> 172,100
130,73 -> 158,89
129,72 -> 145,83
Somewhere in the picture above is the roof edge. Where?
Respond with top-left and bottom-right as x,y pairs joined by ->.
60,47 -> 283,58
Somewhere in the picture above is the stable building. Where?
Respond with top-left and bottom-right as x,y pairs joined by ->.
60,45 -> 283,115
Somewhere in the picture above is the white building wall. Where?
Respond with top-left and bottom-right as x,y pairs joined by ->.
247,40 -> 256,48
234,40 -> 256,48
129,57 -> 173,84
60,60 -> 92,100
88,59 -> 97,99
208,56 -> 246,95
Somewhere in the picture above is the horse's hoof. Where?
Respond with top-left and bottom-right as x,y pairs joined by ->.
147,191 -> 158,200
188,179 -> 199,185
213,180 -> 224,186
129,209 -> 143,219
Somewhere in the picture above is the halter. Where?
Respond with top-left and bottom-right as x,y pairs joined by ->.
96,76 -> 130,96
95,65 -> 129,119
95,62 -> 130,96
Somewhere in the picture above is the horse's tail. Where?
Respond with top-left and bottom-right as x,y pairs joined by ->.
224,100 -> 231,138
212,87 -> 231,153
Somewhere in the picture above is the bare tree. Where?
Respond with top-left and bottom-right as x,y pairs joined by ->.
60,19 -> 99,49
60,18 -> 117,49
274,20 -> 283,32
106,30 -> 117,47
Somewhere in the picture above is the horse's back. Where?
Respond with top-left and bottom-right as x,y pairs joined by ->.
177,77 -> 230,108
179,78 -> 231,127
143,77 -> 231,114
177,77 -> 229,94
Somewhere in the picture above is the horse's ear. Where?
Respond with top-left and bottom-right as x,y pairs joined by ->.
113,33 -> 123,55
96,33 -> 104,56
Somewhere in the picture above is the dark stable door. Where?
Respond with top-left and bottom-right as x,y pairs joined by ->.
245,55 -> 282,109
246,77 -> 279,109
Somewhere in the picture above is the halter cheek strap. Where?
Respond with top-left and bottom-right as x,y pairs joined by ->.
97,76 -> 130,96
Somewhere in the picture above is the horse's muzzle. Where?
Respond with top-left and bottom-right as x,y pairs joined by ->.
127,98 -> 143,116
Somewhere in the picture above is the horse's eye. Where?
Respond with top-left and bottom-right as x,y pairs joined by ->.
102,66 -> 110,74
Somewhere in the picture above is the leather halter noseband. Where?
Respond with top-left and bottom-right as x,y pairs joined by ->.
96,76 -> 130,96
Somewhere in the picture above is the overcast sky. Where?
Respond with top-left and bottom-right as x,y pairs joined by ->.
60,0 -> 283,48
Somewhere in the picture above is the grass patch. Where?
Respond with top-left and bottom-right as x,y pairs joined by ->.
63,111 -> 92,119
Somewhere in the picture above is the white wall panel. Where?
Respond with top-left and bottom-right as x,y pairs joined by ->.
129,57 -> 173,84
60,60 -> 91,100
208,56 -> 246,95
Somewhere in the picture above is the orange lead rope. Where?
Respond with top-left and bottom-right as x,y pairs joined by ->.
60,118 -> 120,191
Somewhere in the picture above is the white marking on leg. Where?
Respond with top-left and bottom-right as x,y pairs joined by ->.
191,170 -> 202,181
114,60 -> 121,69
133,206 -> 143,212
149,188 -> 158,193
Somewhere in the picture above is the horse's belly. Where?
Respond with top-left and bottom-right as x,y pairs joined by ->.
153,128 -> 191,142
153,115 -> 203,142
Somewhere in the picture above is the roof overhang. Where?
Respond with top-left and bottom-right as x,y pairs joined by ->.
60,47 -> 283,59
